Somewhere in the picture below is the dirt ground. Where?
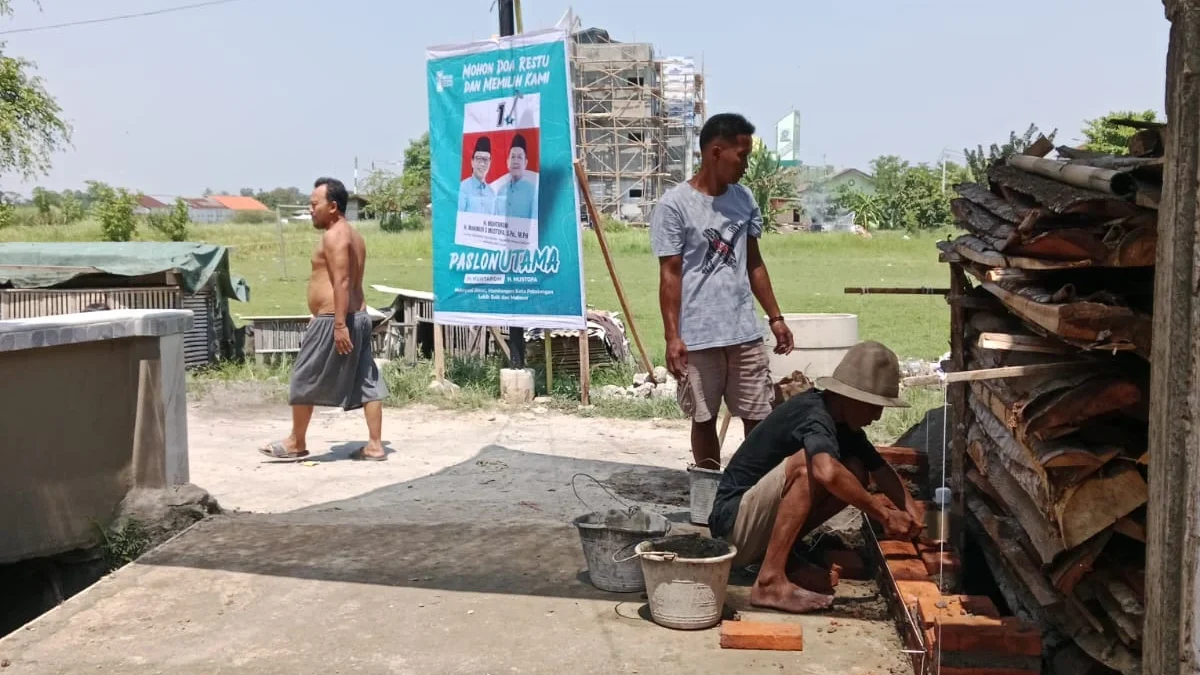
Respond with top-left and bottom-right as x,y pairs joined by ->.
0,384 -> 913,674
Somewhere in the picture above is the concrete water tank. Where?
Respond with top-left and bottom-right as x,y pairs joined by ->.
762,313 -> 859,381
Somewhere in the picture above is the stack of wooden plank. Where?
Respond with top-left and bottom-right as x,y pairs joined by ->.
939,127 -> 1160,675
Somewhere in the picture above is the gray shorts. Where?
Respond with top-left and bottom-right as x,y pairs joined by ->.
288,312 -> 388,411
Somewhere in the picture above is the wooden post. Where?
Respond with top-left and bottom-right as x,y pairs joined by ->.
545,334 -> 553,394
1144,4 -> 1200,673
579,331 -> 591,405
574,161 -> 655,376
433,322 -> 445,384
947,262 -> 969,584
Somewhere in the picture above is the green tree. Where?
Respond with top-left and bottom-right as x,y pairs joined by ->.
1081,110 -> 1160,155
842,155 -> 965,233
831,185 -> 883,230
0,196 -> 13,229
147,198 -> 189,241
31,186 -> 57,223
254,186 -> 306,210
361,169 -> 412,231
88,181 -> 140,242
397,133 -> 431,219
964,123 -> 1057,181
740,138 -> 797,231
0,2 -> 71,182
59,191 -> 84,224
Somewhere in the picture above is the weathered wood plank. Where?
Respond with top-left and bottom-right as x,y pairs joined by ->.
951,198 -> 1019,250
1144,8 -> 1200,672
954,182 -> 1022,222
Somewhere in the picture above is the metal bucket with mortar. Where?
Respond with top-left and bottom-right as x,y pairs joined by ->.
571,474 -> 670,593
687,464 -> 722,526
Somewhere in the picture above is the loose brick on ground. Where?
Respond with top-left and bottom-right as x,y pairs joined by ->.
719,620 -> 804,651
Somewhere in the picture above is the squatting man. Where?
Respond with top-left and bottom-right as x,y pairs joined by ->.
709,341 -> 924,613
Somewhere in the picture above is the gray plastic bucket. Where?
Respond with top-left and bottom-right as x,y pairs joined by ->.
573,509 -> 670,593
688,465 -> 722,525
636,535 -> 737,630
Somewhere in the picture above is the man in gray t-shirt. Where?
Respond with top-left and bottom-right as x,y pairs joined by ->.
650,112 -> 794,470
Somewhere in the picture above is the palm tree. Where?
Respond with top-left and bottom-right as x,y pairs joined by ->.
741,138 -> 797,231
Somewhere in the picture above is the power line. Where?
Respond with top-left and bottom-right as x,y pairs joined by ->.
0,0 -> 251,36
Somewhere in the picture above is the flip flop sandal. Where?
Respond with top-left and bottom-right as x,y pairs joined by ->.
350,447 -> 388,462
259,440 -> 308,460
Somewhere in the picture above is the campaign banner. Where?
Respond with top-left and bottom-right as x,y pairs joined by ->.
427,29 -> 585,330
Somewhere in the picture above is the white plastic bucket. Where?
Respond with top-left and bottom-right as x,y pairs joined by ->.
687,465 -> 722,526
636,536 -> 737,630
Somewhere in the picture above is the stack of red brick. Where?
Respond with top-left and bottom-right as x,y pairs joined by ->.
869,447 -> 1042,675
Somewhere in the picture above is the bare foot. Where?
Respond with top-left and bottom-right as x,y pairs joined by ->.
750,577 -> 835,614
786,558 -> 838,594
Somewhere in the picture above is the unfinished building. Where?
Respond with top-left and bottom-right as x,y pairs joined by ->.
571,28 -> 705,224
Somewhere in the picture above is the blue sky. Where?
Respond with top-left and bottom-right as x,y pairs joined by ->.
2,0 -> 1170,195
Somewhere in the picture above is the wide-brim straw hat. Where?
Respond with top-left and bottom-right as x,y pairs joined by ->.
815,340 -> 909,408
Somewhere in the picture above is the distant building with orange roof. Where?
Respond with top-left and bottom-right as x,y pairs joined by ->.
209,195 -> 269,212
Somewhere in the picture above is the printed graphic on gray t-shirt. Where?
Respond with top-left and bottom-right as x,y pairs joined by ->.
649,182 -> 763,351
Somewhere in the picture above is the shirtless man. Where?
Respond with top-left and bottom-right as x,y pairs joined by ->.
259,177 -> 389,461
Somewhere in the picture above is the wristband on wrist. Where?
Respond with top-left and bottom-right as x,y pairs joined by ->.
768,316 -> 785,325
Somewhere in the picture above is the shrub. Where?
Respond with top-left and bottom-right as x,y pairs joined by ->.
232,210 -> 275,225
379,211 -> 425,232
599,216 -> 629,233
89,182 -> 139,242
145,198 -> 189,242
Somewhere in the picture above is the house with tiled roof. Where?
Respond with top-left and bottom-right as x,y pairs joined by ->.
209,195 -> 269,212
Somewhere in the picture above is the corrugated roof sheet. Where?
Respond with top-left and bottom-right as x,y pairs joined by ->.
138,195 -> 169,209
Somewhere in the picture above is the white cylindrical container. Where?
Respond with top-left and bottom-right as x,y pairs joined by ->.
762,313 -> 859,381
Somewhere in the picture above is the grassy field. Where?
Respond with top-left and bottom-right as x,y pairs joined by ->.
0,219 -> 953,361
0,218 -> 950,440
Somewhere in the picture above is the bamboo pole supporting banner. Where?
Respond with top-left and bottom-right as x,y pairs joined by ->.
545,334 -> 553,393
574,161 -> 655,376
433,323 -> 446,383
579,331 -> 591,405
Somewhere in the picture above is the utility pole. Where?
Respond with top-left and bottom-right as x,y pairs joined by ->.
498,0 -> 526,369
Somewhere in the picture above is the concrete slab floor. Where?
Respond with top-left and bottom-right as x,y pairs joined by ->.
0,397 -> 912,674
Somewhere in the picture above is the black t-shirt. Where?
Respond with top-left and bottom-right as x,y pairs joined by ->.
708,389 -> 885,538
